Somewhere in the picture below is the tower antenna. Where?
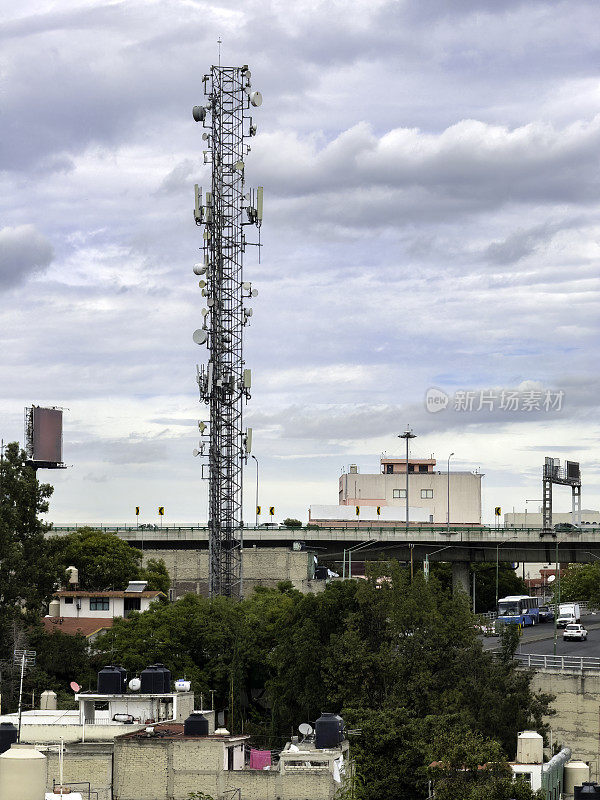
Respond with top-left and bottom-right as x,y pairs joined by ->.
191,64 -> 263,598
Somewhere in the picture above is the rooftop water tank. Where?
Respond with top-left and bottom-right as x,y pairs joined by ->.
575,782 -> 600,798
140,664 -> 161,694
315,712 -> 344,749
97,665 -> 124,694
48,599 -> 60,618
184,712 -> 209,736
66,566 -> 79,585
566,763 -> 591,795
0,723 -> 17,755
154,663 -> 171,693
175,679 -> 191,692
40,690 -> 57,710
516,731 -> 543,764
0,744 -> 46,800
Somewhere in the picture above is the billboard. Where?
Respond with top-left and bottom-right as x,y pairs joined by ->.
25,406 -> 64,466
566,461 -> 580,481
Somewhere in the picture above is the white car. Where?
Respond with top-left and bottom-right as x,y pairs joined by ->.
563,624 -> 588,641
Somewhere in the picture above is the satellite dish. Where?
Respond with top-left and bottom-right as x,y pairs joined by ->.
234,160 -> 244,172
547,574 -> 556,583
298,723 -> 313,736
250,91 -> 262,107
201,308 -> 209,317
251,288 -> 258,297
193,329 -> 208,345
193,449 -> 200,457
202,132 -> 210,141
70,681 -> 81,693
193,264 -> 207,276
198,280 -> 206,288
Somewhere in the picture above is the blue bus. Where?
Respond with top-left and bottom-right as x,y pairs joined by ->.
497,595 -> 540,626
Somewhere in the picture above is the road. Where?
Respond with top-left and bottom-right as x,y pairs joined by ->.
481,614 -> 600,657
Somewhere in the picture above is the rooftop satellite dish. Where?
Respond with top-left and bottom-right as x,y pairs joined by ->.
193,329 -> 208,345
250,91 -> 262,107
70,681 -> 81,693
298,723 -> 313,736
547,574 -> 556,583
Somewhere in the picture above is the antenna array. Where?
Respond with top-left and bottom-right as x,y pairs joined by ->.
191,64 -> 263,598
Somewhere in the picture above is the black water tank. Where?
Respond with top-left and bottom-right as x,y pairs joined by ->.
184,712 -> 209,736
97,665 -> 124,694
575,783 -> 600,798
117,665 -> 128,692
154,663 -> 171,693
0,722 -> 18,754
140,664 -> 161,693
315,712 -> 344,749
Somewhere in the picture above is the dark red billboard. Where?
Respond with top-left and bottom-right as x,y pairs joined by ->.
32,407 -> 63,464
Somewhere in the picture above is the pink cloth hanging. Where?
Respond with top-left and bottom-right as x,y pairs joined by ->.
249,749 -> 272,769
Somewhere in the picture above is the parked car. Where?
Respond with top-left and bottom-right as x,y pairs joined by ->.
563,623 -> 588,641
538,605 -> 554,623
554,523 -> 581,533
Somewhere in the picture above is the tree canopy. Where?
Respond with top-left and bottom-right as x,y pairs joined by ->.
49,527 -> 170,592
0,442 -> 60,656
554,562 -> 600,605
95,564 -> 552,799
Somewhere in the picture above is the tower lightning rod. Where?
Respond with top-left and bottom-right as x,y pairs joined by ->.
191,64 -> 263,599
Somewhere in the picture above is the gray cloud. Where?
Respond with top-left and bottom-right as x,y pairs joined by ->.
0,225 -> 54,288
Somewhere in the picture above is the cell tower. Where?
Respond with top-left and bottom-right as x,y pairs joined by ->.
191,64 -> 263,598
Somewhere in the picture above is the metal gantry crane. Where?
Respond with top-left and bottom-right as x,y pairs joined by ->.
191,64 -> 263,598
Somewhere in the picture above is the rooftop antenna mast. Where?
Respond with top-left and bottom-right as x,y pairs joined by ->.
191,62 -> 263,598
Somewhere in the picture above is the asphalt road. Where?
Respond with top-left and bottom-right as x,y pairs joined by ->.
481,614 -> 600,657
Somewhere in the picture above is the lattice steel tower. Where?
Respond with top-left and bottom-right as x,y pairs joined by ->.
191,64 -> 263,598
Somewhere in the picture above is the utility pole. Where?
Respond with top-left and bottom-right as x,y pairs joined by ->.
192,62 -> 263,598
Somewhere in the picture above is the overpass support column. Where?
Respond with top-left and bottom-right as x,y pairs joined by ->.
452,561 -> 470,596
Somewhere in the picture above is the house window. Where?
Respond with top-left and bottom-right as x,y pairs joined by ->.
64,597 -> 73,605
408,464 -> 415,473
90,598 -> 110,611
385,464 -> 394,474
393,489 -> 407,498
124,597 -> 141,616
419,465 -> 428,473
421,489 -> 433,499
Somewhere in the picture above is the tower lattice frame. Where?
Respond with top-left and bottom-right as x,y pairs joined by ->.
192,65 -> 262,598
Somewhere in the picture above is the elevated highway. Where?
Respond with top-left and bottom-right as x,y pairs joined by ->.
48,524 -> 600,592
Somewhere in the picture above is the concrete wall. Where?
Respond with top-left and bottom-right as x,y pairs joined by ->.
506,510 -> 600,528
113,737 -> 340,800
338,471 -> 482,524
145,547 -> 325,599
531,669 -> 600,781
44,744 -> 113,800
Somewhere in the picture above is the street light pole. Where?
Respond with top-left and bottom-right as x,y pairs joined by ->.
447,453 -> 454,533
495,536 -> 518,610
251,455 -> 259,527
398,427 -> 416,532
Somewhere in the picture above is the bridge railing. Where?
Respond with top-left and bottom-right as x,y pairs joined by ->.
513,653 -> 600,671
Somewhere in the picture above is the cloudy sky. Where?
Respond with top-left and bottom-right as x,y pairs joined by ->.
1,0 -> 598,525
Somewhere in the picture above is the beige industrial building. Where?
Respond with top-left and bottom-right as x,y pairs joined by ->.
310,456 -> 483,526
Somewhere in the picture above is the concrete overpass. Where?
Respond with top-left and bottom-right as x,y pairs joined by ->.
48,524 -> 600,593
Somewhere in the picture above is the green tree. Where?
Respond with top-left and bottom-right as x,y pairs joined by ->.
0,442 -> 60,657
50,527 -> 143,590
139,558 -> 170,594
282,518 -> 302,528
554,562 -> 600,605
